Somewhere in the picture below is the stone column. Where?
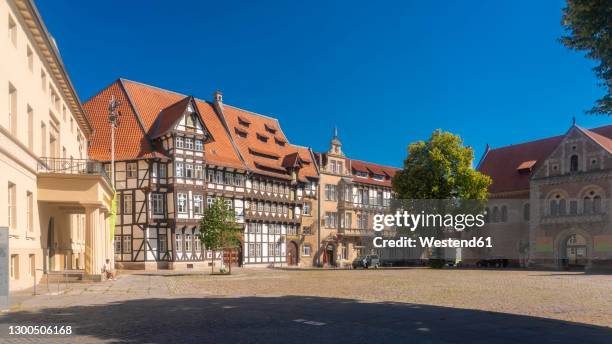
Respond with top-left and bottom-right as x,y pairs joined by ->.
85,207 -> 101,278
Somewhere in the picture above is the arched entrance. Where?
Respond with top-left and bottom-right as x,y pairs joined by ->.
564,234 -> 587,268
323,243 -> 335,267
287,241 -> 298,266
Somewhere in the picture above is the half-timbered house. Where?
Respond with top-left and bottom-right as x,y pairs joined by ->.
84,79 -> 318,269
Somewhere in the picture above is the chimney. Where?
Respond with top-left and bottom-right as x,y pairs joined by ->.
213,90 -> 223,104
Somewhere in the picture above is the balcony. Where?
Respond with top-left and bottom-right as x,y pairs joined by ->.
37,157 -> 114,212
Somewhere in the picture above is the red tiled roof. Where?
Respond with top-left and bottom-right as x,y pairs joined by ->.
120,80 -> 245,170
149,96 -> 193,138
350,159 -> 400,187
220,105 -> 317,181
84,80 -> 166,161
578,126 -> 612,153
478,125 -> 612,194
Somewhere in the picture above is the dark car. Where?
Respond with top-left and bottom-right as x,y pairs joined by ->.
476,256 -> 509,268
352,255 -> 380,269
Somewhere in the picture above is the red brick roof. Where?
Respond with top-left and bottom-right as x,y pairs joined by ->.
478,125 -> 612,194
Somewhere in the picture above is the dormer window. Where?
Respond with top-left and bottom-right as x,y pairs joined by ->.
354,171 -> 368,178
274,137 -> 286,146
265,123 -> 277,134
570,155 -> 579,172
256,133 -> 268,142
238,116 -> 251,127
373,174 -> 385,181
234,127 -> 248,138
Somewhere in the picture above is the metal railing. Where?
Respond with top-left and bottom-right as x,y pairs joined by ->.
38,157 -> 112,186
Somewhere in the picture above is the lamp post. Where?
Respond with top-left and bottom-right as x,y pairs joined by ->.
108,96 -> 120,267
108,95 -> 121,186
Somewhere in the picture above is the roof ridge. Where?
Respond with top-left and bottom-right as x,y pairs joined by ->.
119,78 -> 188,98
224,104 -> 283,123
350,158 -> 401,170
489,124 -> 612,152
118,79 -> 158,153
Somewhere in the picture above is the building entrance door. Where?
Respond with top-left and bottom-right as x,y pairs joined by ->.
287,241 -> 298,266
565,234 -> 587,267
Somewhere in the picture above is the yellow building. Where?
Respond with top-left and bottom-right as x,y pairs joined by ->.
0,0 -> 113,291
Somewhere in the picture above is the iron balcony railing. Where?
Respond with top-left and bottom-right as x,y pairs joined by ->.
38,157 -> 112,186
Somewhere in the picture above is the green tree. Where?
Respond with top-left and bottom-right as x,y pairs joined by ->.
199,198 -> 242,274
392,129 -> 491,200
561,0 -> 612,115
392,130 -> 491,268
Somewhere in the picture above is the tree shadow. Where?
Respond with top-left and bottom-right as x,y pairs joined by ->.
0,295 -> 610,343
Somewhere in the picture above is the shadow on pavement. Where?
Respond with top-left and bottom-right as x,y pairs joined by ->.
0,295 -> 610,343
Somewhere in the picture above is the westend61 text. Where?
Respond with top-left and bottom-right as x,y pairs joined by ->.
373,236 -> 493,248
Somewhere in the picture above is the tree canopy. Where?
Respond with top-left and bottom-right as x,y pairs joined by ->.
561,0 -> 612,115
199,198 -> 242,252
392,129 -> 491,201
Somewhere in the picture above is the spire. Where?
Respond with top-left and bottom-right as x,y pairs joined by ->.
572,116 -> 576,126
329,126 -> 343,155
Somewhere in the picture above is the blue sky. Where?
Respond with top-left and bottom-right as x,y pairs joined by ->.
37,0 -> 611,167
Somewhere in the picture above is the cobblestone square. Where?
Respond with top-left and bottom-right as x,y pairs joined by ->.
1,268 -> 611,343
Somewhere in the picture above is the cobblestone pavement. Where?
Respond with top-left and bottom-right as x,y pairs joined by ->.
0,268 -> 610,343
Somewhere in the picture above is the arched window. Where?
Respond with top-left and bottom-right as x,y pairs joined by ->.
501,206 -> 508,222
523,203 -> 530,221
492,207 -> 499,223
583,196 -> 592,214
570,155 -> 579,172
593,196 -> 602,214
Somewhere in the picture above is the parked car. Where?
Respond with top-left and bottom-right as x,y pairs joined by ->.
476,256 -> 509,268
352,255 -> 380,269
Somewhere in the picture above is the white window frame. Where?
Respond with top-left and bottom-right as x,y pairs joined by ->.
193,194 -> 203,214
123,193 -> 133,214
185,138 -> 194,150
151,193 -> 164,215
122,236 -> 132,253
114,235 -> 121,253
195,139 -> 203,151
127,163 -> 137,178
177,193 -> 187,213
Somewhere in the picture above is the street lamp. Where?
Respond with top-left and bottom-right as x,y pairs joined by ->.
108,95 -> 121,186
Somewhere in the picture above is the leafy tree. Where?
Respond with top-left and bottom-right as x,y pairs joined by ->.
561,0 -> 612,115
392,130 -> 491,268
392,129 -> 491,200
199,197 -> 242,274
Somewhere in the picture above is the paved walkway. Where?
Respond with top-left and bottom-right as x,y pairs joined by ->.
0,268 -> 610,343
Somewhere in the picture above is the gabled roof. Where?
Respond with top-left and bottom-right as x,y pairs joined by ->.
84,79 -> 244,169
577,126 -> 612,153
478,124 -> 612,194
220,104 -> 317,181
84,80 -> 166,161
149,96 -> 194,138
